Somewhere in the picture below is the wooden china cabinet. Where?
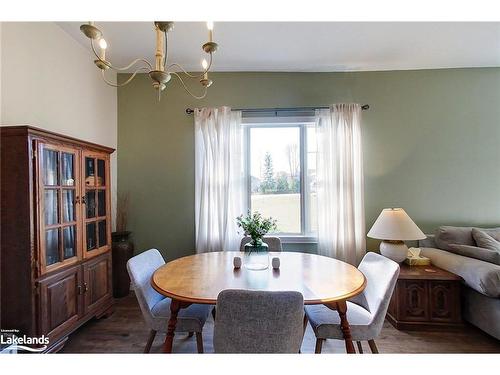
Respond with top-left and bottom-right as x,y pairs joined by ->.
1,126 -> 115,352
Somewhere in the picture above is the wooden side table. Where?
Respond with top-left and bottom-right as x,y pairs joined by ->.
387,264 -> 463,330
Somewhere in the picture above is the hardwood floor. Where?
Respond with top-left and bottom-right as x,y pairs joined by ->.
62,293 -> 500,354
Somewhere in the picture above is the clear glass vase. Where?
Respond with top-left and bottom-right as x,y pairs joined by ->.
243,241 -> 269,270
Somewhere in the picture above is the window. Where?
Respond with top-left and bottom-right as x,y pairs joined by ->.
244,117 -> 317,239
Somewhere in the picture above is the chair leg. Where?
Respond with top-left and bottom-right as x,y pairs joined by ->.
356,341 -> 363,354
314,338 -> 324,354
368,339 -> 379,354
144,330 -> 157,353
196,332 -> 204,353
187,332 -> 194,338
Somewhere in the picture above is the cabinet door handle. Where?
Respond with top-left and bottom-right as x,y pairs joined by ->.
83,282 -> 88,293
75,196 -> 80,204
77,285 -> 83,295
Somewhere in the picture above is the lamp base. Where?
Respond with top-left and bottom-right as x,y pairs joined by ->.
380,240 -> 408,263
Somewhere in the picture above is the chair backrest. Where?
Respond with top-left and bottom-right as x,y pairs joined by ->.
239,236 -> 282,251
350,252 -> 400,333
213,289 -> 304,353
126,249 -> 166,326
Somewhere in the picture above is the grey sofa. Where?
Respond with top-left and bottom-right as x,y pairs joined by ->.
419,229 -> 500,340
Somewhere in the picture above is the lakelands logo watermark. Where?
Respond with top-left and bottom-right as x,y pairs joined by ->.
1,329 -> 49,353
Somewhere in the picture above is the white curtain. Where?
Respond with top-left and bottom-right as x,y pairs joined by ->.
194,107 -> 244,253
315,104 -> 366,265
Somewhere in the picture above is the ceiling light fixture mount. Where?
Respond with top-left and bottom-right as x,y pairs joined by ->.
79,21 -> 218,101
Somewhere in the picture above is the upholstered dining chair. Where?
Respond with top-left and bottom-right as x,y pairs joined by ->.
213,290 -> 304,353
126,248 -> 211,353
239,236 -> 283,251
304,252 -> 399,354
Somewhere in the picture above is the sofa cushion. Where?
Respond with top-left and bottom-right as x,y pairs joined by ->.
448,244 -> 500,266
472,229 -> 500,252
419,235 -> 436,248
421,247 -> 500,298
434,226 -> 500,251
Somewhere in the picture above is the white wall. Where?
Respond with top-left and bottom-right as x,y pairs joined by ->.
0,22 -> 118,228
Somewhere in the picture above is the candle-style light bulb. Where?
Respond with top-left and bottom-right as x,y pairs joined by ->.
98,38 -> 107,60
206,21 -> 214,42
99,38 -> 107,49
202,59 -> 208,79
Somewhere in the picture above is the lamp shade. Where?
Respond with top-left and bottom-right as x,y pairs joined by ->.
367,208 -> 426,241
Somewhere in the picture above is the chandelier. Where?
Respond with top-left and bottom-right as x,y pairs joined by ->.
79,21 -> 218,100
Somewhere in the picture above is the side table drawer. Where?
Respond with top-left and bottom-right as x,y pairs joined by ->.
429,281 -> 461,323
398,280 -> 429,321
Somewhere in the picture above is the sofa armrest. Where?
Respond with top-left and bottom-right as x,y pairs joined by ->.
421,247 -> 500,298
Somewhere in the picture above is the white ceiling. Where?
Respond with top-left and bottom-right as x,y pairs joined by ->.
58,22 -> 500,72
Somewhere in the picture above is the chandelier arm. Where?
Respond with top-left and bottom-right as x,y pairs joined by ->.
170,72 -> 208,99
167,52 -> 213,79
100,67 -> 149,88
91,39 -> 153,71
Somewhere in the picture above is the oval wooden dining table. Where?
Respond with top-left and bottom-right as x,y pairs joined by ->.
151,251 -> 366,353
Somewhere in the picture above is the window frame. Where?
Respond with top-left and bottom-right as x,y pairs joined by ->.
242,115 -> 317,243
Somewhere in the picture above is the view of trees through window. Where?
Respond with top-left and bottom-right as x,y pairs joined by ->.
249,126 -> 316,235
258,147 -> 300,194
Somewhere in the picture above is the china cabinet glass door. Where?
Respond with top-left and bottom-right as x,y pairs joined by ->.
82,151 -> 111,258
39,143 -> 81,273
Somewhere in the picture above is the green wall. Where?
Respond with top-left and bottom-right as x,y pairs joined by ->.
118,69 -> 500,261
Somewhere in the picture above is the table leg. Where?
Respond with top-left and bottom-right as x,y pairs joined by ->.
162,299 -> 191,353
325,300 -> 356,354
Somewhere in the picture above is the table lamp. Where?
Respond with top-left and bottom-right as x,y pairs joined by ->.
367,208 -> 426,263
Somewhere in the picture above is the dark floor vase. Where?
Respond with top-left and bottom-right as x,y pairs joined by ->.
112,231 -> 135,298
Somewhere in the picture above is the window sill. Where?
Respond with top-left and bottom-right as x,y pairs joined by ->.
278,236 -> 318,244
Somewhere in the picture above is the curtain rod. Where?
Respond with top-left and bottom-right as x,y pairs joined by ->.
185,104 -> 370,115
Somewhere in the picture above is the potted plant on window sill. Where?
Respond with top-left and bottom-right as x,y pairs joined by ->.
236,211 -> 277,270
